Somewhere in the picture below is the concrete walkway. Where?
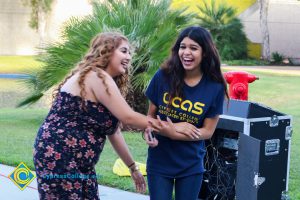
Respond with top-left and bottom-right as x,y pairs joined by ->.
0,73 -> 30,79
221,65 -> 300,76
0,164 -> 149,200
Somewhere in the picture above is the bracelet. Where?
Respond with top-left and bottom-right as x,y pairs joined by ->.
127,162 -> 135,168
129,164 -> 140,174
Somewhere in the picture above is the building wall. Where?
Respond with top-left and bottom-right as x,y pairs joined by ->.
173,0 -> 300,60
1,0 -> 300,60
0,0 -> 39,55
47,0 -> 92,43
0,0 -> 92,55
241,0 -> 300,59
171,0 -> 256,15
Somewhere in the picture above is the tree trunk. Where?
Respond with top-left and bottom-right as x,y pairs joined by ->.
38,6 -> 47,49
259,0 -> 271,61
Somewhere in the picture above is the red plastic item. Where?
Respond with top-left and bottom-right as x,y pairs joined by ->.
223,71 -> 259,100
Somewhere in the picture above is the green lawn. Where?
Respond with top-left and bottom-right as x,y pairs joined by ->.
223,59 -> 271,66
0,71 -> 299,198
0,56 -> 42,73
0,79 -> 50,108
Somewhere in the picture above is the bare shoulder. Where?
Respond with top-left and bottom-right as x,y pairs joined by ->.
85,69 -> 121,103
85,69 -> 115,89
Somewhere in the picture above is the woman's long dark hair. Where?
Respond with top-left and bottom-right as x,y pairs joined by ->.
162,26 -> 229,101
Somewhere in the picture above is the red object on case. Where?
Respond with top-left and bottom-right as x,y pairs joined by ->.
223,71 -> 259,100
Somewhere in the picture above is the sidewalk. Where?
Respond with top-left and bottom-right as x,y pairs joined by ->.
221,65 -> 300,76
0,164 -> 149,200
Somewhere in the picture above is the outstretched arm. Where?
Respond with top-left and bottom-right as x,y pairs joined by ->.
90,71 -> 154,129
108,127 -> 146,193
89,71 -> 175,133
152,115 -> 219,141
146,101 -> 204,141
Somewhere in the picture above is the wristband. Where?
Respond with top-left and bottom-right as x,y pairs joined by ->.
129,164 -> 140,173
128,162 -> 135,168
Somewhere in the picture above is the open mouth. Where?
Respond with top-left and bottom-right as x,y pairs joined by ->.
121,61 -> 129,69
182,57 -> 194,66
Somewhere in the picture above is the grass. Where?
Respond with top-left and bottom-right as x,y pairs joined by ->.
0,56 -> 42,73
222,66 -> 300,77
0,108 -> 48,166
95,133 -> 148,190
0,70 -> 299,198
0,79 -> 26,92
0,79 -> 51,108
223,58 -> 300,66
223,59 -> 271,66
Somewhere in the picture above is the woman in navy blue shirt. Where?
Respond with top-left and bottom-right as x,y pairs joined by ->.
144,26 -> 228,200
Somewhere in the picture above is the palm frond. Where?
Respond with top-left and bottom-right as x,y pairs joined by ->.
196,0 -> 247,60
17,92 -> 44,107
21,0 -> 194,106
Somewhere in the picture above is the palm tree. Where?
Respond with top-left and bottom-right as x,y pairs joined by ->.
196,0 -> 248,60
22,0 -> 53,48
258,0 -> 271,61
19,0 -> 194,112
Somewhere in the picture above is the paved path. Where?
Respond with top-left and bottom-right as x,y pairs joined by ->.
221,65 -> 300,76
0,164 -> 149,200
0,74 -> 30,79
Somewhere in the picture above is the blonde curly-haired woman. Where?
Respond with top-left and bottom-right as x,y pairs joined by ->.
33,32 -> 154,199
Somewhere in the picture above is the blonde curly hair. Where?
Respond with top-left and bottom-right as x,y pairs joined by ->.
55,31 -> 130,109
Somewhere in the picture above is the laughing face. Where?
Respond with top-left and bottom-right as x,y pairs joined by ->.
107,40 -> 131,77
178,37 -> 203,73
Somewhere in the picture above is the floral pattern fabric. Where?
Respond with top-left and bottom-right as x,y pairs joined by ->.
33,91 -> 119,200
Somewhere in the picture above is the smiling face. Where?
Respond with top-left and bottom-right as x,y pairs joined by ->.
178,37 -> 203,73
106,40 -> 132,77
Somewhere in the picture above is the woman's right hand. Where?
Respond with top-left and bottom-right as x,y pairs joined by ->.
130,166 -> 146,193
144,127 -> 158,147
149,116 -> 202,140
174,122 -> 202,140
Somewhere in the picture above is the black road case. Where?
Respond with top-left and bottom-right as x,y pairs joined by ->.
199,99 -> 292,200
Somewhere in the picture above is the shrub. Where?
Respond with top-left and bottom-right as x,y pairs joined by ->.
271,52 -> 284,64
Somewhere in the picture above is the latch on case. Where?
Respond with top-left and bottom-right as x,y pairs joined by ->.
270,115 -> 279,127
281,191 -> 290,200
253,173 -> 265,188
285,126 -> 292,140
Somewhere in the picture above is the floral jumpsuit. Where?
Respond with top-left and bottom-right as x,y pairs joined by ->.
33,91 -> 119,200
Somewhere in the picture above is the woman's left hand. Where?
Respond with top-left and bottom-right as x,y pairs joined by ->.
174,122 -> 202,139
149,115 -> 177,138
131,169 -> 146,193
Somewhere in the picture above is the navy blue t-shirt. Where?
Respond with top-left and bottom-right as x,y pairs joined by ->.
145,69 -> 224,178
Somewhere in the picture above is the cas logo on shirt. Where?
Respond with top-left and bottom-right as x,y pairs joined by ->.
163,92 -> 205,115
